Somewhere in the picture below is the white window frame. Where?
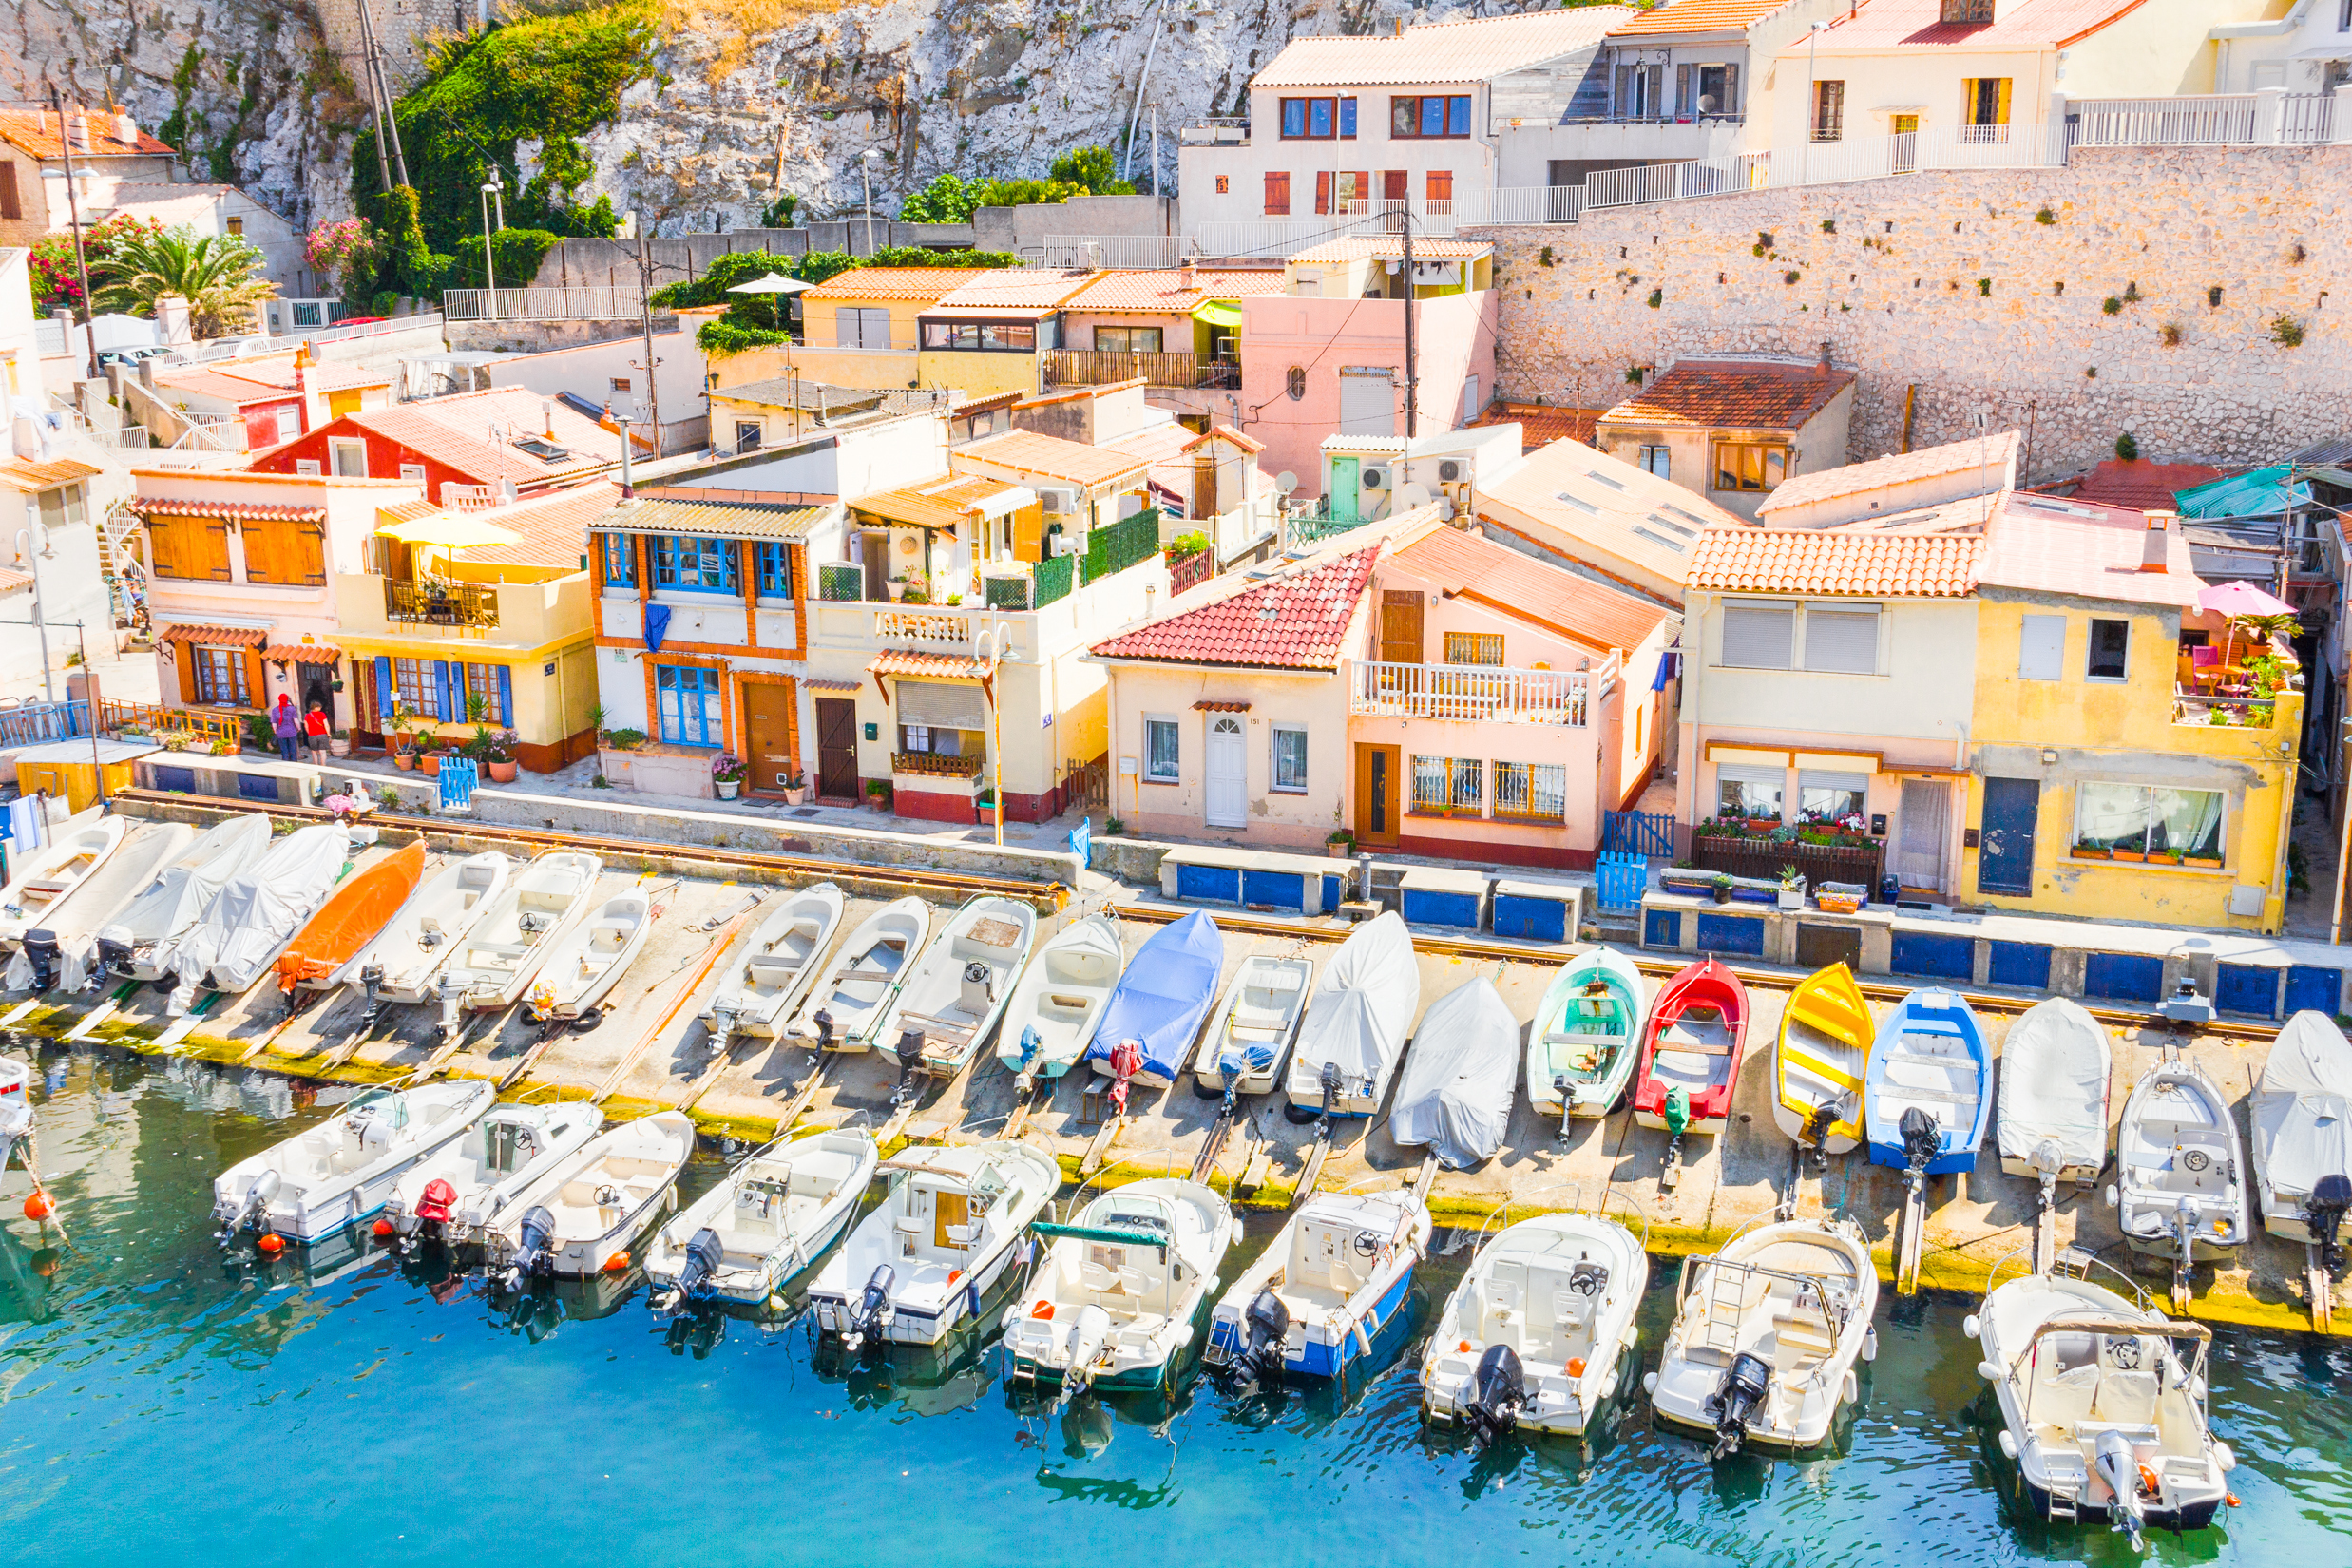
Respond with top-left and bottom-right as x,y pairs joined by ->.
295,459 -> 321,476
1143,715 -> 1180,783
1715,762 -> 1786,822
1271,723 -> 1308,794
398,463 -> 427,484
2086,616 -> 2130,682
1638,443 -> 1670,479
329,438 -> 368,479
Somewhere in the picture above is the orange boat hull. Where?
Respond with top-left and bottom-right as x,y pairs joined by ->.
276,840 -> 426,992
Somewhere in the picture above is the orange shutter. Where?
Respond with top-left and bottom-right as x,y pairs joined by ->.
146,516 -> 182,579
1315,171 -> 1332,215
200,519 -> 233,580
242,648 -> 265,709
175,643 -> 198,704
1013,502 -> 1042,563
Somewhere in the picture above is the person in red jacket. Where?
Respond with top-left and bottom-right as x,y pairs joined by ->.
303,700 -> 332,762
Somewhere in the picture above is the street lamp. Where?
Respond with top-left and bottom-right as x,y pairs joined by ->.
480,177 -> 506,320
859,148 -> 885,258
973,619 -> 1008,848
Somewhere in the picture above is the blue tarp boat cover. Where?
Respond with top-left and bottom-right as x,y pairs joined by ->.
1084,908 -> 1223,1082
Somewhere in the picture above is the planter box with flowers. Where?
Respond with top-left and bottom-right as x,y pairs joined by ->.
711,752 -> 747,801
1691,815 -> 1884,888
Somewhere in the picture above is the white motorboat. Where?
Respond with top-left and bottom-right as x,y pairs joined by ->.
96,813 -> 272,981
1967,1265 -> 2235,1547
1283,910 -> 1421,1121
524,882 -> 652,1023
645,1126 -> 877,1308
1645,1212 -> 1878,1456
995,913 -> 1123,1086
0,1053 -> 30,1151
1387,976 -> 1520,1171
2108,1051 -> 2249,1306
337,851 -> 513,1009
701,883 -> 846,1041
157,824 -> 351,1007
1205,1189 -> 1430,1386
1001,1177 -> 1235,1394
381,1099 -> 602,1253
488,1110 -> 697,1284
788,895 -> 928,1050
1422,1206 -> 1649,1440
213,1080 -> 496,1246
0,811 -> 127,948
435,850 -> 602,1017
8,820 -> 193,991
2250,1010 -> 2352,1252
875,895 -> 1036,1077
808,1140 -> 1062,1350
1185,952 -> 1313,1102
1998,996 -> 2113,1196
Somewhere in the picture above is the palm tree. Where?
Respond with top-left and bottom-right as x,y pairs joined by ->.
89,226 -> 277,338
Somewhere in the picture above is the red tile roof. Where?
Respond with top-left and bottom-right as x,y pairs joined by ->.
132,498 -> 328,524
1470,401 -> 1600,453
263,643 -> 342,664
1389,524 -> 1673,653
2048,458 -> 2227,514
870,650 -> 989,680
458,481 -> 621,570
324,388 -> 622,488
0,456 -> 103,491
1792,0 -> 2151,54
1687,526 -> 1983,598
1090,545 -> 1379,669
1059,268 -> 1290,313
1183,425 -> 1265,456
1287,237 -> 1492,264
1603,360 -> 1856,431
1252,9 -> 1633,87
159,624 -> 268,647
1608,0 -> 1788,38
0,106 -> 176,158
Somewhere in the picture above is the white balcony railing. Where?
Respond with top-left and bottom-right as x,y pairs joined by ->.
1350,658 -> 1613,726
872,609 -> 976,649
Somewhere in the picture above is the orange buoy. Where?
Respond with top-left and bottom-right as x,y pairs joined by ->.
1457,1340 -> 1472,1353
602,1251 -> 629,1273
1029,1300 -> 1056,1320
22,1191 -> 53,1222
2226,1494 -> 2242,1508
373,1219 -> 394,1238
1567,1357 -> 1587,1378
257,1233 -> 285,1255
947,1269 -> 964,1288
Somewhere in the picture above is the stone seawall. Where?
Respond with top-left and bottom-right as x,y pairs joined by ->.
1484,145 -> 2348,480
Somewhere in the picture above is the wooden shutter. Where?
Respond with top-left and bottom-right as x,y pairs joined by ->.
0,163 -> 18,220
1723,64 -> 1740,116
1263,171 -> 1289,216
433,660 -> 454,720
200,518 -> 232,580
2018,614 -> 2066,680
1352,171 -> 1369,207
146,516 -> 182,579
1614,65 -> 1631,115
1194,459 -> 1219,519
1379,589 -> 1423,664
1315,171 -> 1332,215
242,520 -> 280,583
241,648 -> 264,708
1960,79 -> 1979,124
1676,64 -> 1692,117
176,643 -> 198,703
1013,502 -> 1042,563
294,521 -> 325,584
1994,76 -> 2012,125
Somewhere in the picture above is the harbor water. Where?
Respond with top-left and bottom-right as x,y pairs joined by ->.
6,1049 -> 2350,1568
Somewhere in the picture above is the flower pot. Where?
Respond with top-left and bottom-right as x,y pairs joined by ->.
1328,842 -> 1355,859
717,779 -> 740,800
328,738 -> 351,758
2072,847 -> 2108,860
487,760 -> 518,783
392,752 -> 417,772
420,754 -> 442,777
2185,856 -> 2223,869
783,787 -> 806,805
2109,849 -> 2145,862
1711,885 -> 1732,905
868,794 -> 889,812
1778,889 -> 1803,910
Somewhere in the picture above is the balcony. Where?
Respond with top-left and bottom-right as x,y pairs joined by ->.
1179,119 -> 1249,146
385,578 -> 500,630
1043,350 -> 1238,391
1349,659 -> 1607,726
892,749 -> 984,779
337,571 -> 586,650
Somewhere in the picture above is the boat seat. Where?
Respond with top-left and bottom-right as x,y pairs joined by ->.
519,889 -> 575,914
588,918 -> 634,954
2089,1368 -> 2160,1426
786,1151 -> 858,1198
1232,1003 -> 1290,1032
745,954 -> 802,983
1769,1312 -> 1838,1361
1658,1018 -> 1736,1056
2029,1362 -> 2102,1439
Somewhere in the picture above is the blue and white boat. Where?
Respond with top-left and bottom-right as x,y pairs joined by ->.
1864,985 -> 1992,1176
1084,908 -> 1224,1090
1204,1189 -> 1429,1385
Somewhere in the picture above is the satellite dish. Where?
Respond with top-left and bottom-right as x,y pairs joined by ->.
1398,481 -> 1432,509
1274,471 -> 1299,496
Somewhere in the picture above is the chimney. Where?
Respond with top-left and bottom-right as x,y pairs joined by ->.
1180,259 -> 1197,289
117,109 -> 138,144
616,414 -> 635,498
155,292 -> 192,346
1818,340 -> 1833,373
2141,509 -> 2176,573
542,397 -> 557,438
65,108 -> 89,154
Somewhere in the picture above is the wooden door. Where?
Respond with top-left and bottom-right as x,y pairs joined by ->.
1379,590 -> 1423,664
1382,169 -> 1407,202
1354,742 -> 1401,848
814,697 -> 860,801
1193,457 -> 1219,519
743,681 -> 797,794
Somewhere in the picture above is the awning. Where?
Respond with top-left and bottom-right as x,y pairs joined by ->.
133,499 -> 327,524
898,679 -> 989,731
1193,699 -> 1251,712
1193,301 -> 1242,329
870,649 -> 988,681
159,624 -> 268,648
376,512 -> 524,549
803,677 -> 863,693
263,643 -> 342,664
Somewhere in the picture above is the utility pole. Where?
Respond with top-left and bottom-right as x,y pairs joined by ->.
633,238 -> 663,460
1401,209 -> 1418,440
368,1 -> 411,189
50,85 -> 101,384
350,3 -> 394,193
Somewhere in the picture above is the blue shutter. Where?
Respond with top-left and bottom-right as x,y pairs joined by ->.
496,665 -> 513,728
374,656 -> 393,719
432,660 -> 453,721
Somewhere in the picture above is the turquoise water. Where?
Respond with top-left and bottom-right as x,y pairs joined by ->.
5,1046 -> 2350,1567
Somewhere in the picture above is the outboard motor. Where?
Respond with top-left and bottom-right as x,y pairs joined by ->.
502,1204 -> 559,1291
1702,1350 -> 1773,1459
890,1024 -> 927,1108
1798,1098 -> 1840,1156
436,970 -> 464,1041
2030,1136 -> 2068,1214
842,1263 -> 896,1353
1013,1025 -> 1042,1088
402,1177 -> 459,1256
219,1169 -> 282,1248
1218,1044 -> 1274,1119
358,961 -> 387,1026
1061,1303 -> 1113,1399
1232,1287 -> 1291,1389
1318,1060 -> 1344,1125
95,923 -> 135,981
1461,1343 -> 1527,1450
2309,1172 -> 2352,1277
671,1226 -> 726,1306
1899,1105 -> 1941,1183
21,928 -> 61,993
811,1007 -> 835,1049
2092,1428 -> 2151,1550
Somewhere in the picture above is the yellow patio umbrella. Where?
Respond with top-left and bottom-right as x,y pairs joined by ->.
375,512 -> 526,549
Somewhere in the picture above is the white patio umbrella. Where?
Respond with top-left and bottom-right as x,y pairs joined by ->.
726,272 -> 810,330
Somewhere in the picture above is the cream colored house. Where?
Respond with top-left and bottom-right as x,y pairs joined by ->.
1594,356 -> 1856,524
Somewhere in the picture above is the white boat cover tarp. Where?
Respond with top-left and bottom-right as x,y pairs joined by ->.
100,815 -> 270,947
2254,1010 -> 2352,1199
1996,996 -> 2111,1168
159,825 -> 349,992
1292,909 -> 1420,1091
1387,977 -> 1519,1169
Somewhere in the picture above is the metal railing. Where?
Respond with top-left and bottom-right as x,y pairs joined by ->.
1350,659 -> 1597,726
2283,91 -> 2338,145
385,578 -> 501,629
0,699 -> 91,748
442,288 -> 656,322
1040,235 -> 1191,269
2071,95 -> 2259,146
1042,350 -> 1234,389
100,698 -> 248,747
1166,548 -> 1213,596
2172,687 -> 2280,728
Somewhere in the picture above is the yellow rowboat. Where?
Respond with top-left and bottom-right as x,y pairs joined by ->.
1773,962 -> 1872,1154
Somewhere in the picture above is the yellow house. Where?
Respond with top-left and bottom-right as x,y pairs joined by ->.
710,268 -> 965,392
915,268 -> 1098,399
1964,496 -> 2300,934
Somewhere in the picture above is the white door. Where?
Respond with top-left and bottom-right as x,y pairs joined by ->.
1205,716 -> 1247,828
1896,778 -> 1948,890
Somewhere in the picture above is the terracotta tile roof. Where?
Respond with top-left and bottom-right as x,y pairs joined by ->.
1058,268 -> 1290,313
1791,0 -> 2151,53
462,481 -> 624,568
1253,9 -> 1633,87
1977,492 -> 2204,608
1476,437 -> 1742,583
1287,237 -> 1492,264
132,497 -> 328,524
0,106 -> 176,158
931,269 -> 1097,312
584,489 -> 820,545
1090,545 -> 1380,669
870,649 -> 988,680
1193,699 -> 1251,711
954,429 -> 1149,488
158,623 -> 268,647
1608,0 -> 1789,39
1602,359 -> 1856,432
799,268 -> 971,304
0,566 -> 32,595
146,365 -> 305,407
1183,425 -> 1265,456
1470,401 -> 1600,453
0,456 -> 103,491
853,473 -> 1035,531
1391,523 -> 1674,653
1758,430 -> 2020,518
2050,458 -> 2227,514
263,643 -> 341,664
1687,526 -> 1984,598
331,388 -> 622,488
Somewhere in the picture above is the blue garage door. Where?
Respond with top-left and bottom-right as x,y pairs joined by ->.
1494,892 -> 1569,944
1175,864 -> 1241,905
1694,913 -> 1765,957
1643,908 -> 1683,950
1988,941 -> 2053,991
1240,869 -> 1306,911
2084,952 -> 2164,1004
2285,966 -> 2343,1019
1892,930 -> 1974,982
2213,964 -> 2281,1019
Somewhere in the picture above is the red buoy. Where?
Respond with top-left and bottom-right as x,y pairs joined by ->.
602,1251 -> 629,1273
257,1233 -> 286,1255
372,1218 -> 394,1238
22,1191 -> 53,1222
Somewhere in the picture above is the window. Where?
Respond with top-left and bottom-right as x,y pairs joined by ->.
1682,62 -> 1737,118
2087,618 -> 2129,681
1711,440 -> 1788,493
1716,763 -> 1784,822
398,462 -> 427,483
611,377 -> 632,395
1411,755 -> 1482,813
458,663 -> 508,724
1614,63 -> 1664,119
1444,632 -> 1504,666
755,541 -> 793,600
1799,771 -> 1868,823
2075,782 -> 2224,860
1941,0 -> 1996,20
1804,603 -> 1880,674
1494,760 -> 1567,821
735,421 -> 763,452
1390,95 -> 1473,139
652,535 -> 739,593
295,459 -> 321,476
192,646 -> 249,706
835,307 -> 891,348
241,514 -> 327,586
1719,600 -> 1795,669
1638,444 -> 1670,479
0,163 -> 19,220
392,657 -> 439,717
898,723 -> 977,755
656,664 -> 723,747
1272,725 -> 1308,793
1286,366 -> 1307,401
1264,171 -> 1291,216
1092,326 -> 1164,354
1278,96 -> 1354,139
601,532 -> 637,588
1960,76 -> 2012,134
1812,80 -> 1845,142
2018,613 -> 2065,679
225,215 -> 243,237
35,483 -> 86,531
1425,169 -> 1453,202
330,438 -> 368,478
900,723 -> 933,754
920,320 -> 1037,351
1144,717 -> 1179,782
1215,175 -> 1229,194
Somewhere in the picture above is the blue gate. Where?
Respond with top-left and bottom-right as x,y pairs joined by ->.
437,756 -> 479,813
1594,851 -> 1647,913
1601,810 -> 1675,858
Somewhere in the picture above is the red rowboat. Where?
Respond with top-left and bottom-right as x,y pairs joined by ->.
275,840 -> 426,994
1631,957 -> 1749,1135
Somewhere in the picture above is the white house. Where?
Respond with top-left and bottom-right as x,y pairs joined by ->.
2211,0 -> 2352,95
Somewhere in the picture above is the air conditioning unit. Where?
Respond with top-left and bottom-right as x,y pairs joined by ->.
1037,485 -> 1080,515
1362,468 -> 1389,489
1438,459 -> 1463,483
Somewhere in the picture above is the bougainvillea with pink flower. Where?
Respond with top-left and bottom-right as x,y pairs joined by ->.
303,218 -> 383,300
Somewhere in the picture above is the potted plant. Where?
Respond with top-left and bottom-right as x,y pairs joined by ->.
781,767 -> 807,806
865,778 -> 890,812
1105,817 -> 1125,836
486,742 -> 519,784
328,727 -> 351,758
712,752 -> 746,800
1326,828 -> 1357,859
587,703 -> 608,745
2073,839 -> 2108,860
1777,865 -> 1806,911
208,736 -> 238,756
1711,874 -> 1733,905
2109,839 -> 2146,863
419,739 -> 443,778
2186,853 -> 2224,870
605,727 -> 647,752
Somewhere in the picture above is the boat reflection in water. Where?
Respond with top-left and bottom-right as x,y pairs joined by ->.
810,1297 -> 1006,1419
0,1225 -> 59,1325
496,1265 -> 647,1342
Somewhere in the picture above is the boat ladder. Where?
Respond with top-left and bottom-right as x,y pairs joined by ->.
1697,1260 -> 1751,1358
2046,1485 -> 2079,1523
